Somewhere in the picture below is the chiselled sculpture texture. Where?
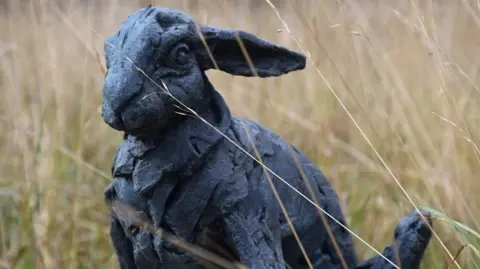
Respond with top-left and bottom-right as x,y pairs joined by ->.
100,6 -> 433,269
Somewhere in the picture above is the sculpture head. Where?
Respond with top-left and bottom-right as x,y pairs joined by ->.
101,6 -> 306,137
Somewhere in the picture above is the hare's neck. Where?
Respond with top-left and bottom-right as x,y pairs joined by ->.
124,87 -> 232,176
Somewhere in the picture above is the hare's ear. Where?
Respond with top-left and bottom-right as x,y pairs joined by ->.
193,25 -> 306,77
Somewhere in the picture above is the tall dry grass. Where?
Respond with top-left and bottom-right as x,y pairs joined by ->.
0,0 -> 480,268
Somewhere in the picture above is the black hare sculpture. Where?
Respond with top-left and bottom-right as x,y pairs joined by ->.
101,6 -> 433,269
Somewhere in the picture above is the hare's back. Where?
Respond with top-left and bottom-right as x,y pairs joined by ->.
236,118 -> 357,267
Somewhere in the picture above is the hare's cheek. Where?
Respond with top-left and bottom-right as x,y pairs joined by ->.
121,93 -> 166,131
169,69 -> 205,106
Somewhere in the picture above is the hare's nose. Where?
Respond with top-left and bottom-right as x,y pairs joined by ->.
101,101 -> 125,131
103,72 -> 144,114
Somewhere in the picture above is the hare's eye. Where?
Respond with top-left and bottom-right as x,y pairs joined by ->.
173,44 -> 190,66
128,225 -> 139,236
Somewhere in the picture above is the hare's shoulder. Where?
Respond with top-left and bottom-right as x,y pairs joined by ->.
229,117 -> 293,154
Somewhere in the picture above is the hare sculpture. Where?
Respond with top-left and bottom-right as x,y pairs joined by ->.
101,6 -> 432,269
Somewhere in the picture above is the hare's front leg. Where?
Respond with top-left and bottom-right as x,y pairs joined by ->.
109,216 -> 138,269
222,202 -> 286,269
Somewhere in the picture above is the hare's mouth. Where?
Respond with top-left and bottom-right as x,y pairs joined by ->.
103,87 -> 150,132
102,101 -> 127,131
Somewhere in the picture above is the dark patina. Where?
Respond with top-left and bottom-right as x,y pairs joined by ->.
101,6 -> 433,269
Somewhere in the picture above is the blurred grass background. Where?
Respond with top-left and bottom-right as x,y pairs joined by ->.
1,0 -> 480,268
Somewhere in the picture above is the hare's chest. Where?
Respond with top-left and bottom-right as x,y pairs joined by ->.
111,141 -> 137,180
113,147 -> 224,229
111,139 -> 167,193
157,170 -> 226,239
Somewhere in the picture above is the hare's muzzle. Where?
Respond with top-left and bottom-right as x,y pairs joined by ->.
101,71 -> 144,131
101,100 -> 125,131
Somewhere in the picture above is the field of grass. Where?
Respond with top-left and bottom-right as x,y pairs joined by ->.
1,0 -> 480,268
